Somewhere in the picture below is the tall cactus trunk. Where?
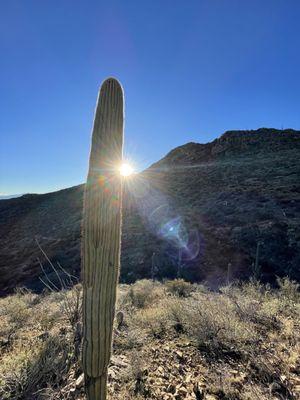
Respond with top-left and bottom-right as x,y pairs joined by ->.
82,78 -> 124,399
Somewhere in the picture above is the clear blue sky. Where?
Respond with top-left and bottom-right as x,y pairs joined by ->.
1,0 -> 300,195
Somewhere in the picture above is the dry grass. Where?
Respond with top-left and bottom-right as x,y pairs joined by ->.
0,278 -> 299,399
165,279 -> 194,297
0,287 -> 82,400
125,279 -> 165,309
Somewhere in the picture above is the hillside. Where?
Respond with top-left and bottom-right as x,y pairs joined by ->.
1,279 -> 299,399
0,128 -> 300,295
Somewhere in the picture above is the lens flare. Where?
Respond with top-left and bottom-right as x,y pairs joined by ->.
119,163 -> 134,177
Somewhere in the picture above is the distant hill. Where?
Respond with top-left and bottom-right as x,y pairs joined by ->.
0,128 -> 299,295
0,194 -> 23,200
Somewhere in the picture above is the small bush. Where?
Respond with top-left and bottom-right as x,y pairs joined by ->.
133,307 -> 169,338
163,297 -> 186,332
0,284 -> 81,400
165,279 -> 193,297
0,294 -> 31,339
180,296 -> 257,355
36,303 -> 60,332
0,333 -> 74,400
224,290 -> 282,333
114,327 -> 145,350
277,276 -> 300,302
60,284 -> 82,327
127,280 -> 164,308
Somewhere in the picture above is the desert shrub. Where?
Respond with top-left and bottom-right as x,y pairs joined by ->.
224,279 -> 300,331
14,287 -> 40,306
0,342 -> 40,399
114,326 -> 146,350
0,284 -> 82,399
163,297 -> 186,332
116,284 -> 131,310
36,302 -> 61,332
223,288 -> 282,333
60,284 -> 82,327
24,335 -> 73,395
0,294 -> 31,340
165,279 -> 193,297
232,279 -> 269,301
129,351 -> 150,397
133,307 -> 169,338
126,280 -> 164,309
259,295 -> 282,316
277,276 -> 300,302
193,283 -> 208,294
181,295 -> 257,355
0,334 -> 73,400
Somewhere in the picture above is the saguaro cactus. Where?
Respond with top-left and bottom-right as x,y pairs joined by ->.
82,78 -> 124,399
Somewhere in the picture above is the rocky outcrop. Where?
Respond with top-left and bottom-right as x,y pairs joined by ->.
0,128 -> 299,294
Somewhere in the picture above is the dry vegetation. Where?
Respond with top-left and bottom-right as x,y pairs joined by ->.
0,278 -> 299,399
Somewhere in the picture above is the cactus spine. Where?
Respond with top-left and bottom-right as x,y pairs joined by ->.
82,78 -> 124,399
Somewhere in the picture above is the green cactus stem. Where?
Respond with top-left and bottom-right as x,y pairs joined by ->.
82,77 -> 124,399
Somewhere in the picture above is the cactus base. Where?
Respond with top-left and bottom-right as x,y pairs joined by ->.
85,374 -> 107,400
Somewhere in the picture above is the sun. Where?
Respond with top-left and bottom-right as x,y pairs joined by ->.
119,163 -> 134,177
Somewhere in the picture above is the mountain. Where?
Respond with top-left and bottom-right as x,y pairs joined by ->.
0,128 -> 299,295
